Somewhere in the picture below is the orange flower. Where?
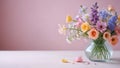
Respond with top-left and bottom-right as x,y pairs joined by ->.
103,32 -> 111,40
109,35 -> 118,46
88,28 -> 99,40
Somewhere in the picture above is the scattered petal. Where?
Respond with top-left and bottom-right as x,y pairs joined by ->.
75,57 -> 83,62
62,59 -> 69,63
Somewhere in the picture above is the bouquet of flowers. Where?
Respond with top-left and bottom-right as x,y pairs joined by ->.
58,2 -> 120,62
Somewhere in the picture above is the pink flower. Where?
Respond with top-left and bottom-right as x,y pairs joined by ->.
115,24 -> 120,36
96,22 -> 107,33
75,18 -> 83,28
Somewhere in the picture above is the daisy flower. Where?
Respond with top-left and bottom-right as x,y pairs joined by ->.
96,22 -> 107,33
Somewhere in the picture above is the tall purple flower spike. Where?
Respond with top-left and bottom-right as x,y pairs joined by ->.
90,2 -> 99,25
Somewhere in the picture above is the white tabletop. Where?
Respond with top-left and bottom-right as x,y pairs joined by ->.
0,51 -> 120,68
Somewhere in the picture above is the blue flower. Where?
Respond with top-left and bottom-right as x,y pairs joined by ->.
109,15 -> 117,23
99,10 -> 110,20
108,22 -> 115,31
108,15 -> 117,31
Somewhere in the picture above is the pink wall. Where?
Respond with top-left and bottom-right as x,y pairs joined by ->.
0,0 -> 120,50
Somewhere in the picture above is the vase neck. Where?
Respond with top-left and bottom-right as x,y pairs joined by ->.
93,37 -> 105,45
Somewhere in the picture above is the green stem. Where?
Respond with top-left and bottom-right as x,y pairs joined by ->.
90,37 -> 111,61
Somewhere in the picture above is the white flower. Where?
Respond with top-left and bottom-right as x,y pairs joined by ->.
58,24 -> 67,35
81,14 -> 89,22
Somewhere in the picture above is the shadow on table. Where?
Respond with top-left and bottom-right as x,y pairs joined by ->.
105,58 -> 120,65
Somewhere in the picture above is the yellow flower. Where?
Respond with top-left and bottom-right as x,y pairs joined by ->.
58,24 -> 67,35
88,28 -> 99,40
81,22 -> 90,32
109,35 -> 118,46
118,15 -> 120,21
66,16 -> 72,23
103,32 -> 111,40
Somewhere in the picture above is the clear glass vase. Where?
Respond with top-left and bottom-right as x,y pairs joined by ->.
85,40 -> 113,62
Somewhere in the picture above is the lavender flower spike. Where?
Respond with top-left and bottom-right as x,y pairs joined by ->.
90,2 -> 99,25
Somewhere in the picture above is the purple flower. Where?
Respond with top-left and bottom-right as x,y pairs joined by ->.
108,15 -> 117,31
90,2 -> 99,25
96,22 -> 107,33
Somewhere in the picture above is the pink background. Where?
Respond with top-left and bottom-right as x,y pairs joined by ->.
0,0 -> 120,50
